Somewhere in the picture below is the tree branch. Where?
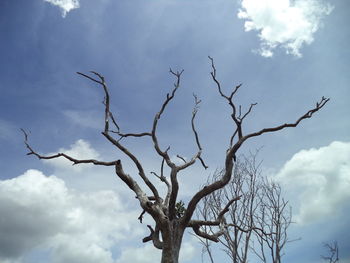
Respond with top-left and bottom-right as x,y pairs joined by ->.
21,129 -> 117,166
187,195 -> 241,242
191,94 -> 208,169
77,71 -> 161,203
111,131 -> 152,138
143,225 -> 163,249
151,69 -> 183,167
208,56 -> 245,143
151,159 -> 171,208
183,58 -> 329,233
192,224 -> 223,242
243,96 -> 329,141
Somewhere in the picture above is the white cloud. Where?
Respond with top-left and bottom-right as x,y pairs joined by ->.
38,139 -> 127,193
237,0 -> 333,57
44,0 -> 80,17
275,141 -> 350,224
179,241 -> 196,262
44,139 -> 100,172
116,244 -> 160,263
0,169 -> 142,262
116,241 -> 196,263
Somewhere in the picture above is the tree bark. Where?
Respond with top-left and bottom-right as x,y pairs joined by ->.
160,220 -> 185,263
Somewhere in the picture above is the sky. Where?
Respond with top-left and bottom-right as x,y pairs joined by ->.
0,0 -> 349,262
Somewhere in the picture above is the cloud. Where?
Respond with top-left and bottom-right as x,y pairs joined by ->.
237,0 -> 333,57
116,241 -> 196,263
43,139 -> 100,172
63,110 -> 102,129
44,0 -> 80,17
275,141 -> 350,224
0,119 -> 16,141
179,241 -> 196,262
38,139 -> 126,193
0,169 -> 142,262
116,244 -> 160,263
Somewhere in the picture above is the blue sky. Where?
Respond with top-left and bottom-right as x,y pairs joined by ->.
0,0 -> 349,262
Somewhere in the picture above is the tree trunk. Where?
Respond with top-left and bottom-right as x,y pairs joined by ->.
160,220 -> 185,263
161,243 -> 181,263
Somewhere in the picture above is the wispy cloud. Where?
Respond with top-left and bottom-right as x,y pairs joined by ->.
275,141 -> 350,224
0,119 -> 16,141
237,0 -> 333,57
63,109 -> 102,129
44,0 -> 80,17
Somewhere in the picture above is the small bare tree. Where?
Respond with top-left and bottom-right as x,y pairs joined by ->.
322,242 -> 339,263
197,153 -> 262,263
22,57 -> 329,263
197,152 -> 294,263
252,179 -> 294,263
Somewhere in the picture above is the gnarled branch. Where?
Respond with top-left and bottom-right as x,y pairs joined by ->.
77,71 -> 161,203
143,225 -> 163,249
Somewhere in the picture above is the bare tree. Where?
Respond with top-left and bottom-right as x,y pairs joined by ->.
22,57 -> 329,263
252,179 -> 295,263
197,153 -> 262,263
322,242 -> 339,263
197,152 -> 294,263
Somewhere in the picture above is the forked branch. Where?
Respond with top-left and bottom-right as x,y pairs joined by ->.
188,195 -> 241,242
77,71 -> 161,203
151,69 -> 183,167
183,58 -> 329,229
243,96 -> 329,141
143,225 -> 163,249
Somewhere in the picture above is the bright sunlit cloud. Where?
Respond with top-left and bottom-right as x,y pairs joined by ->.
275,141 -> 350,224
44,0 -> 80,17
43,139 -> 100,172
237,0 -> 333,57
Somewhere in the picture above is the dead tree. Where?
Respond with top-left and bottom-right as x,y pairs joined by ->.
197,152 -> 295,263
22,57 -> 329,263
197,153 -> 262,263
252,179 -> 295,263
322,242 -> 339,263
